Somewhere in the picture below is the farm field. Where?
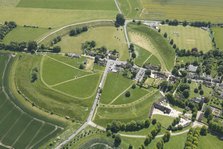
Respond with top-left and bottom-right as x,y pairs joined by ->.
212,27 -> 223,50
13,54 -> 98,122
160,25 -> 212,52
140,0 -> 223,23
94,91 -> 161,127
0,53 -> 62,148
128,23 -> 175,71
0,7 -> 116,28
17,0 -> 117,10
55,26 -> 129,60
3,26 -> 48,44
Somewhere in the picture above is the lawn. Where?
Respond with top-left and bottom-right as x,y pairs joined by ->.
17,0 -> 117,11
94,91 -> 161,127
100,72 -> 134,104
212,27 -> 223,50
55,26 -> 129,60
152,114 -> 175,129
198,134 -> 223,149
140,0 -> 223,23
0,7 -> 116,28
164,133 -> 187,149
112,87 -> 150,105
134,45 -> 152,67
3,26 -> 48,44
128,23 -> 175,71
145,55 -> 161,66
160,25 -> 212,52
0,53 -> 62,148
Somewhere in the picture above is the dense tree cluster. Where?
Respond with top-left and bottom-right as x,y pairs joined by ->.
0,41 -> 37,53
69,26 -> 88,36
106,119 -> 150,133
208,120 -> 223,135
159,81 -> 173,92
167,117 -> 183,131
51,36 -> 61,45
115,13 -> 125,27
184,128 -> 200,149
0,21 -> 17,40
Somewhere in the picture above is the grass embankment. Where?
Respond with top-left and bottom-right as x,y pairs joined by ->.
128,23 -> 175,71
0,53 -> 63,148
160,25 -> 212,52
13,54 -> 99,122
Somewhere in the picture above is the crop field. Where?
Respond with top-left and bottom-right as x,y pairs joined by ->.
3,26 -> 48,44
17,0 -> 117,10
212,27 -> 223,50
128,23 -> 175,71
55,26 -> 129,61
140,0 -> 223,23
160,25 -> 212,52
94,91 -> 161,127
13,54 -> 99,121
0,54 -> 62,148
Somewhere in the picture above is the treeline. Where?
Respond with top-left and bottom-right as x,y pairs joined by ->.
167,117 -> 184,131
184,128 -> 200,149
69,26 -> 88,36
0,41 -> 61,53
161,19 -> 211,27
106,119 -> 150,133
0,21 -> 17,40
176,48 -> 203,57
208,120 -> 223,135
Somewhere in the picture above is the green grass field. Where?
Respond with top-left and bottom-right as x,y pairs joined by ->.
94,91 -> 161,127
0,7 -> 116,28
13,54 -> 97,122
134,45 -> 152,67
0,53 -> 62,148
212,27 -> 223,50
100,72 -> 134,104
55,26 -> 129,60
198,134 -> 223,149
140,0 -> 223,23
118,0 -> 142,18
128,23 -> 175,71
152,114 -> 175,129
3,26 -> 48,44
145,55 -> 161,66
17,0 -> 117,10
160,25 -> 212,52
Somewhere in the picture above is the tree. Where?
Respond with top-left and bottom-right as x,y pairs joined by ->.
204,107 -> 212,118
170,39 -> 174,45
182,89 -> 190,98
162,132 -> 171,142
199,90 -> 204,95
132,52 -> 136,59
115,13 -> 125,27
144,137 -> 151,146
164,32 -> 168,38
145,69 -> 151,76
156,140 -> 164,149
194,88 -> 198,93
52,46 -> 61,53
125,91 -> 131,97
200,126 -> 208,136
152,119 -> 157,125
132,84 -> 136,89
27,41 -> 37,52
114,134 -> 122,147
128,144 -> 133,149
79,64 -> 85,69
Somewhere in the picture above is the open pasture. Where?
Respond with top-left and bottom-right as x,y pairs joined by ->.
128,24 -> 175,71
140,0 -> 223,23
14,54 -> 97,121
94,91 -> 161,127
55,26 -> 129,60
3,26 -> 48,44
134,45 -> 151,67
118,0 -> 142,18
17,0 -> 117,11
0,7 -> 116,28
160,25 -> 212,52
0,54 -> 62,148
212,27 -> 223,50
